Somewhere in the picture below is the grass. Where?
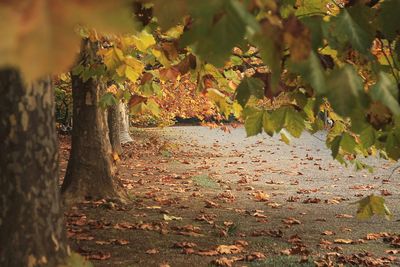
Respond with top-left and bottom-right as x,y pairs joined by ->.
248,256 -> 315,267
192,174 -> 220,189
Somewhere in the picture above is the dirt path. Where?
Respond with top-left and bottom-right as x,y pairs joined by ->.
62,126 -> 400,267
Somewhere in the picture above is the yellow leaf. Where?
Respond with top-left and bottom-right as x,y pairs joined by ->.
125,65 -> 141,82
116,65 -> 126,77
132,30 -> 156,52
356,194 -> 392,220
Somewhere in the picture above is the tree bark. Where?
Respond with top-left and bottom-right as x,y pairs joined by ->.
61,40 -> 122,202
0,69 -> 68,266
108,103 -> 123,155
119,102 -> 133,144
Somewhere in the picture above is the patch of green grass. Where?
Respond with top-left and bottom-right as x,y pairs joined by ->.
249,256 -> 314,267
192,175 -> 220,189
160,149 -> 172,158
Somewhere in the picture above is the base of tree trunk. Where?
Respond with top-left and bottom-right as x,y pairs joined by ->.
61,41 -> 126,204
0,69 -> 68,266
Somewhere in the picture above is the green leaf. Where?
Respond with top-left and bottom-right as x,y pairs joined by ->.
270,107 -> 305,138
253,26 -> 282,89
262,111 -> 274,136
152,0 -> 187,30
244,108 -> 264,137
340,132 -> 357,154
146,99 -> 160,116
356,195 -> 392,220
330,135 -> 341,159
99,92 -> 117,109
326,65 -> 365,117
280,130 -> 291,144
330,5 -> 374,55
294,0 -> 331,17
236,77 -> 264,106
385,131 -> 400,160
378,0 -> 400,40
359,126 -> 376,149
370,72 -> 400,116
61,252 -> 94,267
300,16 -> 324,51
181,1 -> 247,67
289,51 -> 327,94
206,88 -> 232,117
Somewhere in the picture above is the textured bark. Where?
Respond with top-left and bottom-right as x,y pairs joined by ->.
108,103 -> 122,155
61,40 -> 121,202
0,69 -> 68,266
119,102 -> 133,144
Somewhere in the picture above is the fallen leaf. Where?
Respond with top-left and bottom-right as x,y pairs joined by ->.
87,251 -> 111,261
252,191 -> 270,201
163,214 -> 183,221
321,231 -> 335,236
282,217 -> 301,225
335,214 -> 353,219
334,239 -> 353,244
173,242 -> 197,249
216,245 -> 243,254
146,248 -> 159,254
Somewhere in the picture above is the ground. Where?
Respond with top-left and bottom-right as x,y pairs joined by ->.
60,126 -> 400,267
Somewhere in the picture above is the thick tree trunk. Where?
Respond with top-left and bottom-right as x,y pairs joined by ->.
119,102 -> 133,144
108,103 -> 123,155
61,40 -> 122,202
0,69 -> 68,266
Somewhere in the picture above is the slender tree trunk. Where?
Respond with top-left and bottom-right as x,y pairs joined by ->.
61,40 -> 122,202
119,102 -> 133,144
108,103 -> 123,155
0,69 -> 68,266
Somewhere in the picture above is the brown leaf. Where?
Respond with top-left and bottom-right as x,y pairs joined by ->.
110,239 -> 130,245
145,248 -> 159,254
282,217 -> 301,225
321,231 -> 335,236
381,189 -> 392,196
334,239 -> 353,244
252,191 -> 270,201
159,67 -> 180,82
303,197 -> 321,204
196,250 -> 219,256
245,252 -> 266,261
205,200 -> 219,208
385,250 -> 400,254
216,245 -> 243,255
335,214 -> 353,219
283,15 -> 311,62
173,242 -> 197,249
128,94 -> 147,108
211,257 -> 235,267
87,251 -> 111,261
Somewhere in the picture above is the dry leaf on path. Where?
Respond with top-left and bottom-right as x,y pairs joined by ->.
216,245 -> 243,254
146,248 -> 159,254
334,239 -> 353,244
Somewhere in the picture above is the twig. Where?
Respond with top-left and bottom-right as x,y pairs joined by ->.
388,165 -> 400,181
377,37 -> 400,84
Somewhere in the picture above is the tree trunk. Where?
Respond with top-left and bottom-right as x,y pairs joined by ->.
108,103 -> 123,155
0,69 -> 68,266
61,40 -> 122,202
119,102 -> 133,144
